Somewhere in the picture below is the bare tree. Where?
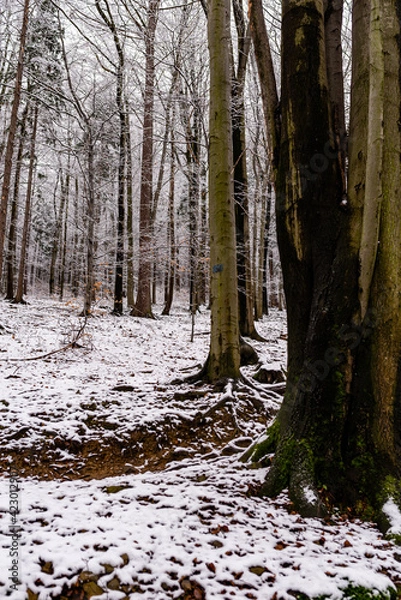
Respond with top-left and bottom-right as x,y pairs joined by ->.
0,0 -> 30,285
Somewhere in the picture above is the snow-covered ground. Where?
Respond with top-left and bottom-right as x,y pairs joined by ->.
0,297 -> 400,599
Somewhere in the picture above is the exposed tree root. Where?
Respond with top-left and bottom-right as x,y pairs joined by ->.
172,339 -> 261,386
12,297 -> 28,305
191,380 -> 239,426
130,305 -> 155,319
171,357 -> 210,385
256,436 -> 328,518
248,328 -> 269,343
190,375 -> 280,430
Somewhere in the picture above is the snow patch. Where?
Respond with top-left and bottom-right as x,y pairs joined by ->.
383,498 -> 401,534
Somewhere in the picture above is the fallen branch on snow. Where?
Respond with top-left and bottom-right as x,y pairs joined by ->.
0,318 -> 88,362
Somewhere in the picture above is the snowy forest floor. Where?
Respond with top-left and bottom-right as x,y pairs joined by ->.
0,296 -> 400,600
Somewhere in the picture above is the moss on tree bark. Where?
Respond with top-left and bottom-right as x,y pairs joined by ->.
252,0 -> 401,523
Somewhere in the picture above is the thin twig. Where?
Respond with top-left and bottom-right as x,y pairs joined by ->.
0,318 -> 88,362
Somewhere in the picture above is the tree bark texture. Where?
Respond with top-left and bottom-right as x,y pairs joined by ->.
59,160 -> 71,301
82,129 -> 96,317
125,109 -> 135,308
14,103 -> 38,304
207,0 -> 240,381
95,0 -> 126,315
0,0 -> 30,285
132,0 -> 160,318
162,128 -> 176,316
5,103 -> 29,300
345,0 -> 401,513
258,0 -> 359,515
253,0 -> 401,519
231,8 -> 256,338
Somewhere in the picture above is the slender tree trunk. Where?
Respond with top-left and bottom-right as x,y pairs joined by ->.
59,167 -> 70,301
152,260 -> 157,304
82,129 -> 96,316
95,0 -> 127,315
0,0 -> 30,284
248,0 -> 280,170
125,109 -> 135,308
71,177 -> 80,298
254,176 -> 271,319
179,80 -> 202,317
261,190 -> 271,316
131,0 -> 160,318
113,60 -> 126,315
231,1 -> 256,338
188,107 -> 200,318
162,138 -> 176,316
5,103 -> 29,300
14,104 -> 38,304
207,0 -> 240,381
232,81 -> 255,337
49,172 -> 63,296
95,1 -> 127,315
198,177 -> 208,306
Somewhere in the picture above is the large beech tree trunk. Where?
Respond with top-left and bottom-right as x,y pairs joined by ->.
261,0 -> 355,516
207,0 -> 240,381
251,0 -> 401,521
345,0 -> 401,519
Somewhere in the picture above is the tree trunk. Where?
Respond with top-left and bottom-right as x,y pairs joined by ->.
259,0 -> 359,515
82,129 -> 96,317
232,82 -> 255,337
5,103 -> 29,300
59,167 -> 70,301
95,0 -> 127,316
255,177 -> 271,319
207,0 -> 240,381
252,0 -> 401,521
70,177 -> 80,298
113,58 -> 126,315
131,0 -> 160,319
248,0 -> 280,170
125,108 -> 135,308
187,103 -> 200,318
0,0 -> 30,284
345,0 -> 401,518
324,0 -> 347,196
231,1 -> 256,339
49,172 -> 66,296
162,126 -> 176,316
14,104 -> 38,304
197,177 -> 208,307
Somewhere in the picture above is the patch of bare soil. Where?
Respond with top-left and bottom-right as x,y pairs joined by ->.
1,391 -> 271,481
